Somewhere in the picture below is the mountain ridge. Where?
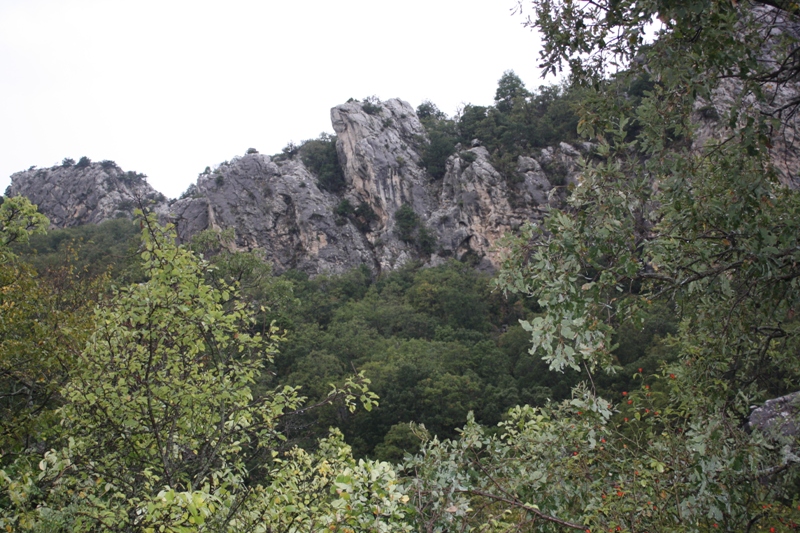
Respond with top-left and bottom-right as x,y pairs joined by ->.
5,97 -> 583,275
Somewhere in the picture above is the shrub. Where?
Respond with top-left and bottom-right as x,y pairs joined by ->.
354,202 -> 378,232
61,158 -> 75,167
100,160 -> 118,171
417,100 -> 458,180
416,100 -> 446,121
76,156 -> 91,169
335,199 -> 354,218
120,171 -> 146,185
362,96 -> 382,116
417,226 -> 437,255
459,151 -> 478,165
299,134 -> 346,193
394,204 -> 419,243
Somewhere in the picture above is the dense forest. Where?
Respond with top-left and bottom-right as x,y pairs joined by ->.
3,1 -> 800,531
9,218 -> 677,463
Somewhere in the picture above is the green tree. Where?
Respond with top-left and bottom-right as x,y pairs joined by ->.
494,70 -> 529,113
0,214 -> 406,532
452,0 -> 800,531
299,133 -> 346,192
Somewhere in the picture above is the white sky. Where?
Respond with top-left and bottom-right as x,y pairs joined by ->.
0,0 -> 554,199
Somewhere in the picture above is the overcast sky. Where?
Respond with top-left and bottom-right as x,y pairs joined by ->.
1,0 -> 556,199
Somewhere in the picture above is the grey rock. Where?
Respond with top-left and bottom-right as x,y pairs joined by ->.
749,391 -> 800,440
5,99 -> 586,276
170,153 -> 375,276
5,161 -> 168,227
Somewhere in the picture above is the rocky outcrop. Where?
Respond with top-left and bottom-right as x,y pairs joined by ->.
749,391 -> 800,440
5,161 -> 168,228
327,98 -> 581,272
169,153 -> 375,276
428,142 -> 583,269
4,99 -> 584,275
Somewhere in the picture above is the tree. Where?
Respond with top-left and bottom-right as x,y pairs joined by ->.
0,196 -> 49,252
0,197 -> 88,458
299,133 -> 346,192
405,1 -> 800,532
0,213 -> 407,532
494,70 -> 529,113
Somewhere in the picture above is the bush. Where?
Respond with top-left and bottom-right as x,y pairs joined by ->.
459,151 -> 478,165
61,158 -> 75,167
416,100 -> 446,121
394,204 -> 419,243
417,102 -> 458,180
354,202 -> 378,232
76,156 -> 91,169
120,171 -> 146,185
335,199 -> 354,218
299,134 -> 346,193
417,226 -> 437,255
362,96 -> 382,116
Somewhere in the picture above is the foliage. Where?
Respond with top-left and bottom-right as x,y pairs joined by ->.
17,218 -> 144,284
0,249 -> 104,460
0,213 -> 405,531
394,204 -> 419,243
0,196 -> 49,252
495,70 -> 530,113
362,96 -> 383,116
273,260 -> 661,459
335,198 -> 354,218
119,170 -> 146,185
188,227 -> 297,328
393,204 -> 437,256
417,101 -> 459,180
0,196 -> 97,459
298,133 -> 346,193
75,156 -> 91,169
481,0 -> 800,530
416,75 -> 581,185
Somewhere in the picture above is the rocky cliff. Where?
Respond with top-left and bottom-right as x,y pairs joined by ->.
5,99 -> 583,275
6,160 -> 169,228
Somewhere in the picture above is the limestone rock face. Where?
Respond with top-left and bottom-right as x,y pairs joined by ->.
329,98 -> 583,272
749,391 -> 800,440
331,98 -> 436,271
4,98 -> 585,275
429,142 -> 583,269
169,153 -> 375,276
5,161 -> 168,228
